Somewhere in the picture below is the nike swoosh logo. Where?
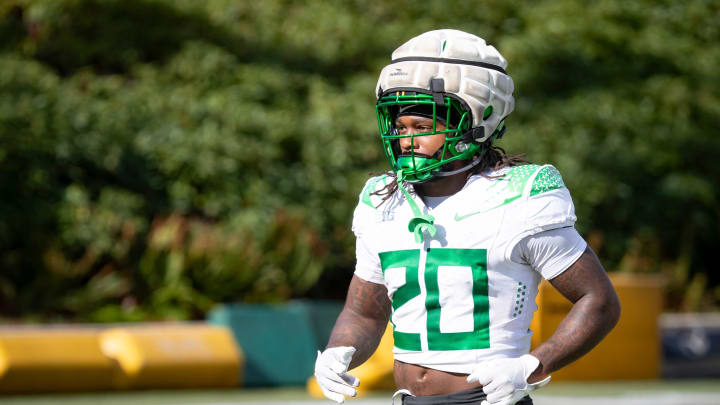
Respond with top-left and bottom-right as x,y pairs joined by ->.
454,194 -> 521,221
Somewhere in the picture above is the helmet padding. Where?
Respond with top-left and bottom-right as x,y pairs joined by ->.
375,29 -> 514,143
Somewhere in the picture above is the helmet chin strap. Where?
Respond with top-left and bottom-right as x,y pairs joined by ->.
394,145 -> 488,243
433,148 -> 486,177
395,169 -> 437,243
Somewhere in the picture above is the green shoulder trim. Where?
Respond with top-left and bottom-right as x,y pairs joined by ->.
503,164 -> 541,196
530,165 -> 565,196
360,175 -> 390,209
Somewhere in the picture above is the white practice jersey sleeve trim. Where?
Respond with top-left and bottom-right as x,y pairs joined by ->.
354,233 -> 384,284
510,226 -> 587,280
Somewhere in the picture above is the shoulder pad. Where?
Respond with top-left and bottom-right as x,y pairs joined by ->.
503,164 -> 541,194
530,165 -> 566,196
523,165 -> 576,233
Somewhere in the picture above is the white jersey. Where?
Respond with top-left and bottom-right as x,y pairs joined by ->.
352,164 -> 585,374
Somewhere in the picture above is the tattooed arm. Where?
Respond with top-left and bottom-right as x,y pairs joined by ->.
327,274 -> 392,370
528,246 -> 621,382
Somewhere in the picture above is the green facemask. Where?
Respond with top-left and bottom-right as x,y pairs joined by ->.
376,93 -> 479,184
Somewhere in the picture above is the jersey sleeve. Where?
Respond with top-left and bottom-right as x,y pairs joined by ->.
511,226 -> 587,280
351,176 -> 388,285
354,232 -> 384,284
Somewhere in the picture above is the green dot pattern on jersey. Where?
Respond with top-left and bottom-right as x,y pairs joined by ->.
530,166 -> 565,196
513,282 -> 528,318
503,165 -> 538,195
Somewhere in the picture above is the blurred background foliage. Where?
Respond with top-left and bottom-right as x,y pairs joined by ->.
0,0 -> 717,321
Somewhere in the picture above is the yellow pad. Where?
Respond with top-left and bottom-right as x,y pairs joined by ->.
307,324 -> 396,398
0,328 -> 115,393
100,324 -> 243,389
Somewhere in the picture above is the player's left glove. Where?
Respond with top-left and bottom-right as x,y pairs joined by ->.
466,354 -> 551,405
314,346 -> 360,403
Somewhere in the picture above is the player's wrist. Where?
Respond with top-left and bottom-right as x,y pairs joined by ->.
523,354 -> 548,384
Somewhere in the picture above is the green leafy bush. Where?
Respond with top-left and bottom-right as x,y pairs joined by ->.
0,0 -> 718,320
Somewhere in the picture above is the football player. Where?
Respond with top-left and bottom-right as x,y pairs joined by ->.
314,29 -> 621,405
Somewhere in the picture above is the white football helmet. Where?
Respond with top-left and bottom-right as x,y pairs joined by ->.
375,29 -> 515,183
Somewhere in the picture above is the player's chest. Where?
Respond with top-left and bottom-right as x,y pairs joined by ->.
372,199 -> 509,251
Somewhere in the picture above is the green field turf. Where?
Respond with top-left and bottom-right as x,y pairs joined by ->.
1,380 -> 719,405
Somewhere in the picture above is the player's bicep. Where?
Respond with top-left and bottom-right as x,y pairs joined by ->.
548,246 -> 616,305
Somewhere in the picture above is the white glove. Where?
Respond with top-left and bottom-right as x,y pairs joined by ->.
466,354 -> 551,405
314,346 -> 360,403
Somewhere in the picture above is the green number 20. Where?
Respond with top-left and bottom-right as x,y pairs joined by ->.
379,248 -> 490,351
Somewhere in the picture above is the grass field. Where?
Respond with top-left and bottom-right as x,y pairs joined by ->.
1,380 -> 719,405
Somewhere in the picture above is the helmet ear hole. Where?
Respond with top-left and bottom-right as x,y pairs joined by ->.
482,106 -> 493,120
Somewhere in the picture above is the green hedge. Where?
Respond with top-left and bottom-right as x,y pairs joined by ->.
0,0 -> 718,320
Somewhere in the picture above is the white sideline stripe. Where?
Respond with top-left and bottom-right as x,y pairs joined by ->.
187,393 -> 720,405
660,312 -> 720,328
534,393 -> 720,405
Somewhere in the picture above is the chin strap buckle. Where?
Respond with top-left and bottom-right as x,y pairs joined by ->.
408,214 -> 437,243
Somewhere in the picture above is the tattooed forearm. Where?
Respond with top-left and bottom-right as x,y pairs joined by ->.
529,247 -> 621,381
327,275 -> 392,370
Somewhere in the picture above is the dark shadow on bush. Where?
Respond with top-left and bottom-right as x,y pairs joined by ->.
27,0 -> 232,75
22,0 -> 374,81
518,47 -> 680,100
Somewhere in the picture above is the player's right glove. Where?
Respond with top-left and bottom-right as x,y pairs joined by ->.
314,346 -> 360,403
466,354 -> 551,405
